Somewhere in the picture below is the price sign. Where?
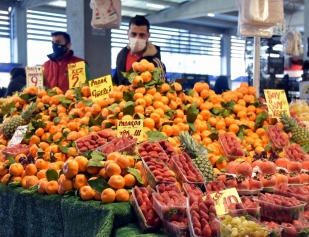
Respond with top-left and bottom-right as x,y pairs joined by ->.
264,89 -> 290,118
89,75 -> 113,101
8,125 -> 28,148
26,66 -> 44,91
209,188 -> 241,216
68,61 -> 86,89
117,119 -> 143,142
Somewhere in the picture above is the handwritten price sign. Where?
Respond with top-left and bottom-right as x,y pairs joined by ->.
68,62 -> 86,89
209,188 -> 241,216
26,66 -> 44,91
117,119 -> 143,142
264,89 -> 290,118
89,75 -> 113,101
8,125 -> 28,148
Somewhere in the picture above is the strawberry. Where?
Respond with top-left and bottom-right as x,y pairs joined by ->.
190,202 -> 199,212
204,194 -> 215,207
202,222 -> 212,237
194,227 -> 202,236
192,217 -> 201,229
191,210 -> 200,221
198,202 -> 209,213
199,210 -> 209,221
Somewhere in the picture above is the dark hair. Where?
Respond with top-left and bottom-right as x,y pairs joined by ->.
214,76 -> 230,94
129,15 -> 150,32
10,67 -> 26,79
51,31 -> 71,43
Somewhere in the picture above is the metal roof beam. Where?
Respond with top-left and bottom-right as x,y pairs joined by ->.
144,0 -> 179,7
122,6 -> 157,15
146,0 -> 238,24
21,0 -> 58,9
285,10 -> 303,28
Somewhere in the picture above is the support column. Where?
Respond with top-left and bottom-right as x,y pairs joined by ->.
10,4 -> 27,66
220,34 -> 231,87
304,0 -> 309,61
66,0 -> 112,79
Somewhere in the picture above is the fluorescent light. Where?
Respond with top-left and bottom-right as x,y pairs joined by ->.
146,3 -> 165,9
207,13 -> 215,17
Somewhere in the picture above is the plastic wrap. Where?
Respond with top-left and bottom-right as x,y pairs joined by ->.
238,14 -> 274,38
90,0 -> 121,29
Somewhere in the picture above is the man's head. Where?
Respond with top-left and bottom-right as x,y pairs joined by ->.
51,31 -> 71,57
127,15 -> 150,53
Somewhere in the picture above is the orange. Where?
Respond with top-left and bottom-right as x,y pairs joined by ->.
26,175 -> 39,188
137,61 -> 148,72
132,76 -> 143,87
35,159 -> 48,169
0,164 -> 8,176
124,173 -> 136,188
87,166 -> 100,175
38,179 -> 48,194
256,128 -> 266,136
106,163 -> 121,177
30,135 -> 40,146
74,156 -> 88,172
37,169 -> 47,180
58,177 -> 74,195
141,71 -> 152,83
215,120 -> 226,130
193,82 -> 209,93
135,161 -> 142,171
135,87 -> 146,95
228,124 -> 239,134
115,189 -> 130,202
162,125 -> 173,137
45,180 -> 59,195
108,174 -> 125,189
150,112 -> 160,123
134,105 -> 144,114
248,86 -> 256,95
146,87 -> 156,95
35,128 -> 45,137
63,160 -> 79,179
73,174 -> 88,189
25,163 -> 38,176
101,188 -> 116,204
159,83 -> 171,94
115,155 -> 130,169
80,186 -> 96,201
81,86 -> 91,97
144,118 -> 155,130
9,163 -> 23,176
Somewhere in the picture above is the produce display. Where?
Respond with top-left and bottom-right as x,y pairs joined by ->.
2,59 -> 309,236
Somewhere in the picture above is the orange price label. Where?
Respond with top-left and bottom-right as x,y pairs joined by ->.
26,66 -> 44,91
68,62 -> 86,88
208,188 -> 241,216
117,119 -> 143,142
264,89 -> 290,118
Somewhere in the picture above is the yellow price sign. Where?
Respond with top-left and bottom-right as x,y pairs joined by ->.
209,188 -> 241,216
264,89 -> 290,118
89,75 -> 113,101
117,119 -> 143,142
68,61 -> 86,89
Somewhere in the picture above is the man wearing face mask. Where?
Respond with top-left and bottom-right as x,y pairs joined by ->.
43,31 -> 90,93
112,15 -> 166,85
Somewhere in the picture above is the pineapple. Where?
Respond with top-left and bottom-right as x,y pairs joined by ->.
2,102 -> 37,138
179,131 -> 215,181
280,113 -> 309,146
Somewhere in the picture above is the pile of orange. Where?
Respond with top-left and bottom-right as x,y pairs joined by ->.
0,60 -> 276,201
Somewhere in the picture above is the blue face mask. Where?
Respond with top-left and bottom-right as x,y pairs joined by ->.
52,42 -> 68,57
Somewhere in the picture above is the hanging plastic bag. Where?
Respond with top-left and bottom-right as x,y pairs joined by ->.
90,0 -> 121,29
237,14 -> 273,38
281,30 -> 303,56
237,0 -> 284,27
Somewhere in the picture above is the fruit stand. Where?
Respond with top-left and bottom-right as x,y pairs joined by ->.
1,60 -> 309,237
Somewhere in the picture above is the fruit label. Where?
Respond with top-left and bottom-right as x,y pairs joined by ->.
8,125 -> 28,148
68,62 -> 86,88
117,119 -> 143,142
264,89 -> 290,118
89,75 -> 113,101
209,188 -> 241,216
26,66 -> 44,91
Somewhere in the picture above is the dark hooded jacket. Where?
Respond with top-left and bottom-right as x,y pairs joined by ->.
112,42 -> 166,85
214,76 -> 230,94
6,75 -> 26,97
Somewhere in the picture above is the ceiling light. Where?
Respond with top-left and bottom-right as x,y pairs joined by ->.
146,3 -> 165,9
207,13 -> 215,17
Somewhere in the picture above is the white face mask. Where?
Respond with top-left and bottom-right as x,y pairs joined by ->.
129,38 -> 147,52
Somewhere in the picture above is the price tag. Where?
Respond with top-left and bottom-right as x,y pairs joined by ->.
264,89 -> 290,118
208,188 -> 241,216
8,125 -> 28,148
68,61 -> 86,88
117,119 -> 143,142
89,75 -> 113,101
26,66 -> 44,91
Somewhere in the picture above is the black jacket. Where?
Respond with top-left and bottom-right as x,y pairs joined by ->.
112,42 -> 166,85
5,75 -> 26,97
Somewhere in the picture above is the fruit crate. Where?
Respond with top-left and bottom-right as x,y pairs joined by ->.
2,144 -> 30,157
252,195 -> 306,223
217,215 -> 270,237
75,129 -> 115,154
162,220 -> 189,237
137,140 -> 169,163
266,125 -> 289,149
186,198 -> 205,237
171,155 -> 205,188
280,221 -> 309,237
274,188 -> 309,211
228,206 -> 261,221
141,157 -> 176,189
152,192 -> 186,222
96,136 -> 136,155
218,134 -> 244,160
130,187 -> 160,233
283,144 -> 306,161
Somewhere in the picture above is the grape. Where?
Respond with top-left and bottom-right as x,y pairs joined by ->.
219,215 -> 268,237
